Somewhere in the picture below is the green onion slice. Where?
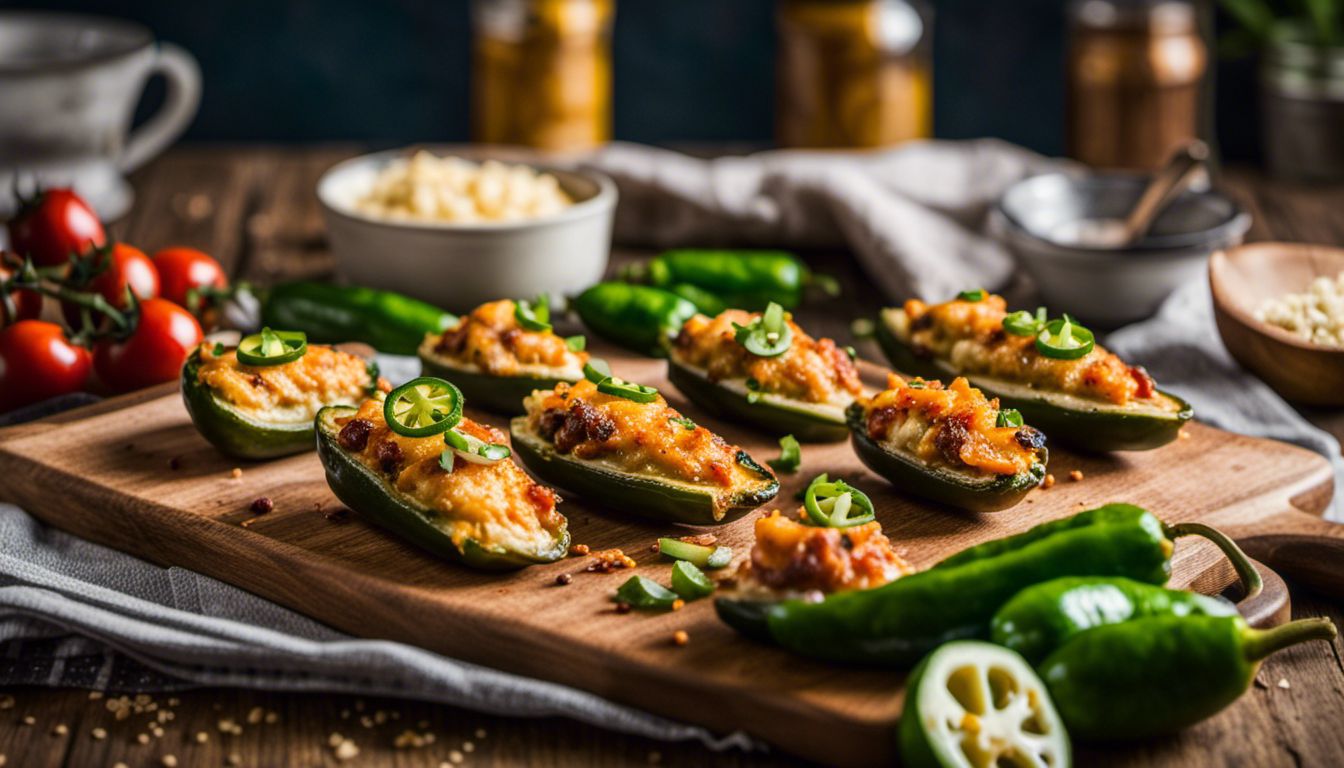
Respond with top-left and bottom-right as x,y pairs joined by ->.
657,538 -> 732,569
768,434 -> 802,474
670,560 -> 715,600
732,302 -> 793,357
996,409 -> 1024,428
383,377 -> 464,437
668,415 -> 697,430
957,288 -> 986,302
236,327 -> 307,366
565,335 -> 586,352
514,295 -> 552,332
583,358 -> 612,384
443,427 -> 510,464
614,575 -> 678,610
803,473 -> 876,528
1035,316 -> 1095,360
1003,307 -> 1048,337
597,376 -> 659,403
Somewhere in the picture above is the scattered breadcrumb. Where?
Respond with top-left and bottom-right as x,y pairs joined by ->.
585,548 -> 636,573
91,727 -> 107,740
112,763 -> 127,768
137,733 -> 150,744
447,749 -> 465,764
394,729 -> 433,749
462,741 -> 476,753
52,723 -> 68,736
265,710 -> 279,724
1069,470 -> 1084,482
1278,678 -> 1291,689
679,534 -> 716,547
1041,474 -> 1056,489
570,543 -> 590,557
195,731 -> 209,744
1179,430 -> 1191,440
21,716 -> 35,726
231,467 -> 243,479
474,727 -> 487,739
673,630 -> 690,646
88,691 -> 104,701
247,706 -> 264,724
671,599 -> 685,611
334,737 -> 360,761
161,756 -> 178,768
226,754 -> 242,767
0,694 -> 12,710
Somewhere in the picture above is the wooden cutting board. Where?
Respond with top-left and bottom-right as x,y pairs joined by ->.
1,349 -> 1341,767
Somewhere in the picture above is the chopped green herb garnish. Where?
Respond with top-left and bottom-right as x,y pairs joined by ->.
958,289 -> 986,302
565,335 -> 586,352
996,409 -> 1024,428
668,415 -> 697,430
768,434 -> 802,474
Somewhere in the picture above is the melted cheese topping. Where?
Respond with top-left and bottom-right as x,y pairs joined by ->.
336,399 -> 565,553
736,511 -> 911,596
671,310 -> 861,406
523,379 -> 770,498
863,375 -> 1042,476
893,295 -> 1170,408
197,344 -> 377,424
424,299 -> 586,378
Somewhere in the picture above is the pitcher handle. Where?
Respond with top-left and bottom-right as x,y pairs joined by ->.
119,42 -> 201,173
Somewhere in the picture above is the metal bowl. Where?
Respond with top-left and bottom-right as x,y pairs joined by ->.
991,172 -> 1251,327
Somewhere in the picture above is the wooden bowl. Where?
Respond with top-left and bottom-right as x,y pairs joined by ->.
1210,242 -> 1344,406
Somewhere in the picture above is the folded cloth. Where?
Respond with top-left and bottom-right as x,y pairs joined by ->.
1,141 -> 1338,751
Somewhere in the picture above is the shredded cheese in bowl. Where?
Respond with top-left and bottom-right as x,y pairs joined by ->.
1254,272 -> 1344,348
354,151 -> 573,223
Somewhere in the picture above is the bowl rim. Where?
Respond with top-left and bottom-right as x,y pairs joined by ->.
315,147 -> 618,234
995,171 -> 1252,255
1208,243 -> 1344,356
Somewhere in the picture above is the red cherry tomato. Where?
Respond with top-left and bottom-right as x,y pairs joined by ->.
93,298 -> 203,393
61,243 -> 160,328
0,320 -> 92,411
0,260 -> 42,327
7,188 -> 107,268
152,247 -> 227,310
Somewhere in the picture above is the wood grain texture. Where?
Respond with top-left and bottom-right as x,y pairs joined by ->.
0,340 -> 1336,766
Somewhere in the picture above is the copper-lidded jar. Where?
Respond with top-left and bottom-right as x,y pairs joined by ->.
1066,0 -> 1207,170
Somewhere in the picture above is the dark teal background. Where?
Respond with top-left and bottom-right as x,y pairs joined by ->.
5,0 -> 1259,158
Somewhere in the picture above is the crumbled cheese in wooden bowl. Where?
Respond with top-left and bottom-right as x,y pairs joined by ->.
355,151 -> 572,223
1254,272 -> 1344,348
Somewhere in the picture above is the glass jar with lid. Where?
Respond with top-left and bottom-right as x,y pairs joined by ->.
776,0 -> 933,149
471,0 -> 614,151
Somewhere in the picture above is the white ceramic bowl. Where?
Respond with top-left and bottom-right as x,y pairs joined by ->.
991,172 -> 1250,328
316,148 -> 617,313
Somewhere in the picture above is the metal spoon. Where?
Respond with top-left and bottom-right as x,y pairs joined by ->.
1118,139 -> 1210,246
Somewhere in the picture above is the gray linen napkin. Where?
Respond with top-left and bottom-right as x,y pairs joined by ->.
2,141 -> 1339,748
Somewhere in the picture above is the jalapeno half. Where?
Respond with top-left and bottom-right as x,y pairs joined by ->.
1035,316 -> 1095,360
802,473 -> 876,528
732,302 -> 793,357
514,295 -> 552,333
383,377 -> 463,437
236,328 -> 308,366
596,376 -> 660,403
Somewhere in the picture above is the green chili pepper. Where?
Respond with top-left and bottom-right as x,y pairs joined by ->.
670,561 -> 716,600
665,282 -> 728,316
990,576 -> 1244,665
582,358 -> 611,384
615,575 -> 679,610
732,302 -> 793,357
658,538 -> 733,569
260,282 -> 456,356
1003,307 -> 1047,337
514,295 -> 552,332
236,328 -> 307,366
767,435 -> 802,474
1041,615 -> 1337,741
801,473 -> 876,528
716,504 -> 1264,666
1035,316 -> 1095,360
596,376 -> 659,403
383,377 -> 463,437
573,282 -> 698,357
636,249 -> 814,310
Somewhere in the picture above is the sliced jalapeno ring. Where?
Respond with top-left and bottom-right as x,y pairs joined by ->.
802,473 -> 876,528
514,295 -> 552,332
236,327 -> 308,366
443,427 -> 511,465
1036,316 -> 1095,360
733,301 -> 794,357
565,334 -> 586,352
768,434 -> 802,474
1003,306 -> 1048,337
383,376 -> 463,437
583,358 -> 612,384
597,376 -> 659,403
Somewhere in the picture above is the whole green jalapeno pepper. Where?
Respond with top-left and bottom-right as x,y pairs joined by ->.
572,282 -> 698,357
715,503 -> 1262,667
628,249 -> 825,311
1041,614 -> 1337,741
260,282 -> 456,355
990,576 -> 1247,665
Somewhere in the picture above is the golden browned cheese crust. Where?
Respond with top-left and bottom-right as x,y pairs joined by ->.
672,310 -> 861,405
899,295 -> 1159,406
197,344 -> 380,422
427,299 -> 586,377
737,511 -> 912,595
334,399 -> 565,551
863,375 -> 1044,476
523,379 -> 770,495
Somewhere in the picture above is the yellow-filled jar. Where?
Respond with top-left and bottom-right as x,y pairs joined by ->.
471,0 -> 614,151
776,0 -> 933,149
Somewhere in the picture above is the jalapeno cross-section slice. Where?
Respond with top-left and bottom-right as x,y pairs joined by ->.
1035,316 -> 1095,360
383,376 -> 463,437
514,295 -> 552,333
802,473 -> 876,528
236,327 -> 308,366
732,301 -> 793,357
443,426 -> 512,465
597,376 -> 659,403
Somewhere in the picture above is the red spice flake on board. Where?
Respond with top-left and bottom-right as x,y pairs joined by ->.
585,548 -> 636,573
249,497 -> 274,515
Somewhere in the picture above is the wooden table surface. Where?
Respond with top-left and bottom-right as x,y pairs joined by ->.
3,146 -> 1343,767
